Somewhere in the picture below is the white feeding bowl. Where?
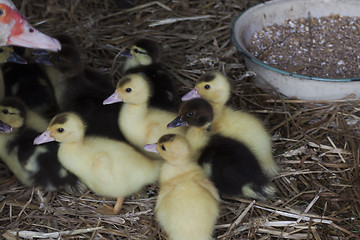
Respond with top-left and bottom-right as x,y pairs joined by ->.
232,0 -> 360,100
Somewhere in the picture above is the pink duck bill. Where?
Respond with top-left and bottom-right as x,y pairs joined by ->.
143,143 -> 159,154
181,88 -> 201,101
0,0 -> 61,51
33,130 -> 55,145
103,92 -> 123,105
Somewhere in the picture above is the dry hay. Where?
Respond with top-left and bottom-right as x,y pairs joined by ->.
1,0 -> 360,239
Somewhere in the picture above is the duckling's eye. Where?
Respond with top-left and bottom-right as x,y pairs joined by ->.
125,88 -> 132,93
2,109 -> 9,114
134,48 -> 140,53
204,84 -> 210,89
56,56 -> 62,61
186,112 -> 194,117
57,128 -> 64,133
161,145 -> 166,151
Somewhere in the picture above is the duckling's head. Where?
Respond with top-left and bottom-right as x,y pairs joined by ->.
182,72 -> 231,105
167,98 -> 213,129
103,73 -> 151,105
35,44 -> 83,77
0,97 -> 26,129
123,39 -> 160,67
34,112 -> 85,145
144,134 -> 191,165
0,46 -> 26,64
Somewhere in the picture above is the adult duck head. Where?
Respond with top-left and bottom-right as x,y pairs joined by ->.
0,0 -> 61,51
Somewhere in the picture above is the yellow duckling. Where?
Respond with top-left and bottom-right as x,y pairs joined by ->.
103,73 -> 185,157
34,112 -> 161,214
182,72 -> 279,177
144,134 -> 219,240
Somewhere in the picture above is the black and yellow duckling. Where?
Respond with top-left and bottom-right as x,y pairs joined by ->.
182,72 -> 279,177
0,97 -> 83,192
3,46 -> 58,116
168,98 -> 276,199
144,134 -> 219,240
122,38 -> 179,111
34,112 -> 161,214
35,37 -> 124,140
103,73 -> 185,157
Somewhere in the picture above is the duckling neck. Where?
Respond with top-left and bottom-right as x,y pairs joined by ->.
210,102 -> 225,120
119,102 -> 148,143
185,126 -> 210,160
122,58 -> 140,73
159,161 -> 197,183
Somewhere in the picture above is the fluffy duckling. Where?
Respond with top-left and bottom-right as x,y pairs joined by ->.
37,39 -> 124,140
34,112 -> 161,214
103,73 -> 185,156
168,98 -> 276,199
122,38 -> 178,111
182,72 -> 279,177
0,46 -> 26,101
144,134 -> 219,240
0,97 -> 83,192
0,0 -> 60,51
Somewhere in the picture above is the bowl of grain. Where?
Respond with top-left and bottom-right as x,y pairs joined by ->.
232,0 -> 360,100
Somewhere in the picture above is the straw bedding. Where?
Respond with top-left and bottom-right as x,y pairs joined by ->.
1,0 -> 359,239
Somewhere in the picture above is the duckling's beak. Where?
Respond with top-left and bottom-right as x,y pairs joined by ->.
0,120 -> 12,133
103,92 -> 123,105
181,88 -> 201,101
120,49 -> 133,58
7,51 -> 27,64
33,130 -> 55,145
33,49 -> 52,66
167,116 -> 187,128
144,143 -> 159,153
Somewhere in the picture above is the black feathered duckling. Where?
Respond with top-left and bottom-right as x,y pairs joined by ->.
168,98 -> 276,199
0,46 -> 27,101
121,38 -> 179,111
3,46 -> 58,116
0,97 -> 84,192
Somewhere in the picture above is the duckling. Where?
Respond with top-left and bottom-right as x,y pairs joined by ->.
182,72 -> 279,177
0,0 -> 60,51
36,40 -> 124,140
122,38 -> 178,111
0,97 -> 83,192
167,98 -> 276,199
144,134 -> 219,240
3,47 -> 58,115
34,112 -> 161,214
0,46 -> 26,101
103,73 -> 185,156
